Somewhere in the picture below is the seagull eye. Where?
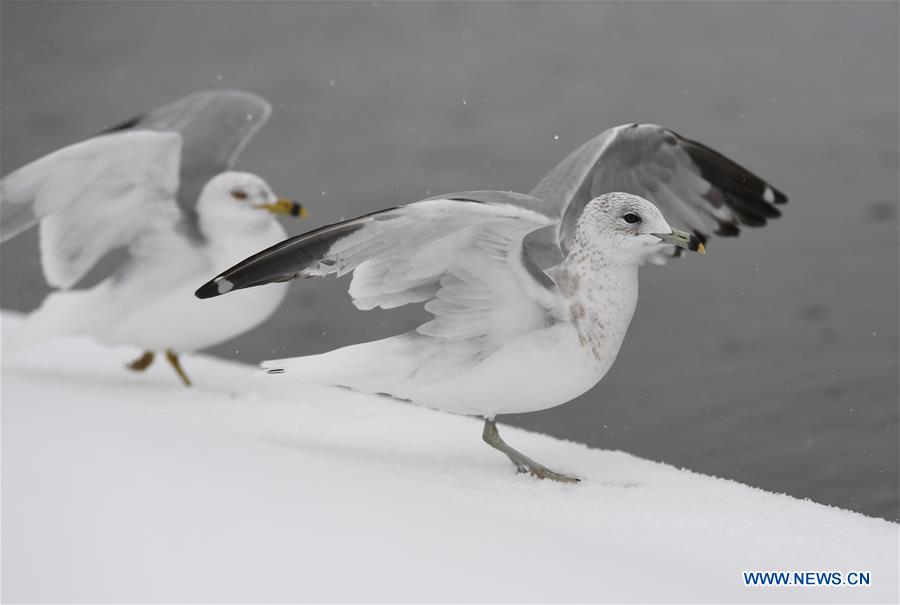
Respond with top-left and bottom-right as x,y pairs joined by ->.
623,213 -> 641,224
231,190 -> 248,200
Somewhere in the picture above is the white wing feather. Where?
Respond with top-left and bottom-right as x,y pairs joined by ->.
0,131 -> 182,289
302,199 -> 558,345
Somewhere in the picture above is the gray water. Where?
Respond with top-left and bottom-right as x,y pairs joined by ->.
2,2 -> 897,521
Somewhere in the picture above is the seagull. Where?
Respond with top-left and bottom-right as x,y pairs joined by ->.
196,123 -> 787,480
1,90 -> 308,386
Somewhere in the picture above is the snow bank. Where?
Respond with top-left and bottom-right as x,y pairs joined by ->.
1,313 -> 897,603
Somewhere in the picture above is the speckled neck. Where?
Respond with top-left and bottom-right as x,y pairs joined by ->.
555,243 -> 639,365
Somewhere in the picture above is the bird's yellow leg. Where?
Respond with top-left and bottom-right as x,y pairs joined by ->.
126,351 -> 155,372
165,350 -> 192,387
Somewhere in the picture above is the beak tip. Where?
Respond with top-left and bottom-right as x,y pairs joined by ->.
653,229 -> 705,254
264,198 -> 307,218
690,235 -> 706,255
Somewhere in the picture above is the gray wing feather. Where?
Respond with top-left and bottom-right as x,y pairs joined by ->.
102,89 -> 272,238
520,224 -> 564,285
425,190 -> 563,281
195,194 -> 555,301
529,123 -> 788,254
196,197 -> 555,348
424,190 -> 557,219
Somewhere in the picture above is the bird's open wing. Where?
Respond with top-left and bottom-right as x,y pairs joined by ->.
101,89 -> 272,238
0,131 -> 182,289
197,196 -> 557,345
530,123 -> 788,255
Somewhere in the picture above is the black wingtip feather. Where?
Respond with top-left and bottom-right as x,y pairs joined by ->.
195,282 -> 219,300
714,223 -> 742,237
195,206 -> 402,300
670,129 -> 788,234
195,279 -> 232,300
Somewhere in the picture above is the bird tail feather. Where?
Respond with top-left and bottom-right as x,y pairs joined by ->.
260,334 -> 425,394
4,287 -> 110,354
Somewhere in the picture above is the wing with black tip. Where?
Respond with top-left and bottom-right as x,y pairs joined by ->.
195,196 -> 559,346
530,123 -> 788,255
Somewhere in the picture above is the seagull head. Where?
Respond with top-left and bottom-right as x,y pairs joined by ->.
576,192 -> 704,261
197,172 -> 307,229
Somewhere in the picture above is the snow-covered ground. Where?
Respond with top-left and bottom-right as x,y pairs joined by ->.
2,313 -> 897,603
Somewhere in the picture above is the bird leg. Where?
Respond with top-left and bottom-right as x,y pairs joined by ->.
126,351 -> 155,372
481,418 -> 580,483
165,350 -> 192,387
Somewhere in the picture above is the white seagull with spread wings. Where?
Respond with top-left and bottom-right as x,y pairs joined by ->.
1,90 -> 309,386
197,124 -> 787,481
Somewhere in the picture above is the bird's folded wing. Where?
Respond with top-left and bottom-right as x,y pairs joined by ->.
0,131 -> 182,289
530,123 -> 788,254
197,197 -> 558,344
101,89 -> 272,238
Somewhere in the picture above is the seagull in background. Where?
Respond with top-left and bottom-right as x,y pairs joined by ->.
1,90 -> 308,386
197,124 -> 786,481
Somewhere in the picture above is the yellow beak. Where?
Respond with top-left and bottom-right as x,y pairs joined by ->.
651,228 -> 705,254
255,198 -> 309,218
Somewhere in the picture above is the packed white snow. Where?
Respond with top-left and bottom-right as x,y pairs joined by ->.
1,313 -> 897,603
